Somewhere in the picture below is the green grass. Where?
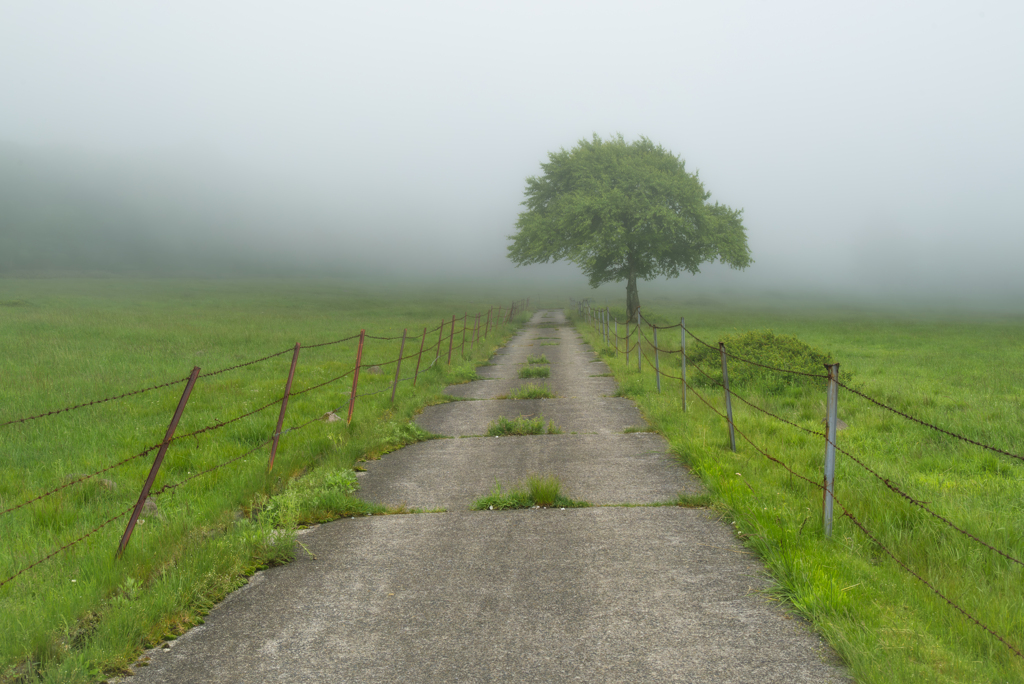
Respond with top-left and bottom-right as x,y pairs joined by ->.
471,476 -> 590,510
571,299 -> 1024,683
526,355 -> 549,364
486,415 -> 562,436
0,278 -> 531,682
518,366 -> 550,379
500,384 -> 556,400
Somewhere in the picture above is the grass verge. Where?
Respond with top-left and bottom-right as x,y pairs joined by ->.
486,416 -> 562,436
518,366 -> 550,378
570,302 -> 1024,684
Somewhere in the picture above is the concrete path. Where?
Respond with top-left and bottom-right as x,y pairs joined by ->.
118,310 -> 850,683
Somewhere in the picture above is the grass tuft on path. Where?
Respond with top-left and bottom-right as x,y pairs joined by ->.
472,476 -> 590,510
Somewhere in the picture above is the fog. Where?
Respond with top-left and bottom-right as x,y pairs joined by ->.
2,1 -> 1022,310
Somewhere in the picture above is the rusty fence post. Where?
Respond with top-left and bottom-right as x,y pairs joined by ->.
268,343 -> 301,472
447,314 -> 456,365
681,317 -> 687,412
391,329 -> 407,402
720,342 -> 736,452
413,327 -> 427,386
823,363 -> 840,537
347,329 -> 366,424
117,366 -> 201,557
460,313 -> 467,358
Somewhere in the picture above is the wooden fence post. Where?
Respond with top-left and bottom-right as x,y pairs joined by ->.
413,327 -> 427,386
347,330 -> 366,424
447,314 -> 456,365
435,319 -> 444,362
268,343 -> 301,472
117,366 -> 201,557
391,329 -> 407,402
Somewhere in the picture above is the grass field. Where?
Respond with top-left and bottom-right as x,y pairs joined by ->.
0,278 -> 529,683
571,296 -> 1024,684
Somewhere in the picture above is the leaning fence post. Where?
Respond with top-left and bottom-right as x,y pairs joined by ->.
268,343 -> 301,472
390,329 -> 407,403
117,366 -> 201,557
681,317 -> 687,412
653,325 -> 661,393
413,327 -> 427,386
460,313 -> 467,358
719,342 -> 736,452
447,314 -> 456,365
485,308 -> 491,338
823,363 -> 840,537
347,329 -> 366,424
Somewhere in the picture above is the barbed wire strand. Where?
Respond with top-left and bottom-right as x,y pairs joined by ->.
0,503 -> 134,589
1,375 -> 191,429
836,381 -> 1024,463
290,368 -> 356,397
836,499 -> 1023,659
0,444 -> 160,518
832,440 -> 1024,569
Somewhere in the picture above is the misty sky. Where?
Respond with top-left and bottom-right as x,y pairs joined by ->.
2,1 -> 1022,304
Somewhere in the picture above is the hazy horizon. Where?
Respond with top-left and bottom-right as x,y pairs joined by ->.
2,2 -> 1022,312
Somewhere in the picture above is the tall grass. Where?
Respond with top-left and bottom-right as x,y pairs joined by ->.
0,278 -> 530,682
572,301 -> 1024,684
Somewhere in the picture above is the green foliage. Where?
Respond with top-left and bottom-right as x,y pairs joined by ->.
526,354 -> 549,364
502,384 -> 556,400
471,477 -> 590,510
508,134 -> 752,314
518,366 -> 550,378
687,329 -> 842,394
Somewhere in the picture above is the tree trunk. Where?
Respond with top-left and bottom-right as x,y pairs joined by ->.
626,271 -> 640,322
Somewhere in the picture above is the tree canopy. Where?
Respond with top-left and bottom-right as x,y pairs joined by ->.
507,134 -> 752,318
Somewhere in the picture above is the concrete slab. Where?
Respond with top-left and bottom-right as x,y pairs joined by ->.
120,508 -> 849,684
414,398 -> 647,436
444,376 -> 620,399
356,433 -> 703,509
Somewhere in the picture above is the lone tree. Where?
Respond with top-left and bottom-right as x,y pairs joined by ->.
507,134 -> 752,319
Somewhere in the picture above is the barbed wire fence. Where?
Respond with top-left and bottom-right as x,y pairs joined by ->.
569,297 -> 1024,661
0,299 -> 530,590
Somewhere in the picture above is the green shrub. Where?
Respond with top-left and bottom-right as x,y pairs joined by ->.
686,329 -> 843,394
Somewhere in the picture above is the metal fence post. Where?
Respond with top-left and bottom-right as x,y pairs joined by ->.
268,343 -> 301,472
447,314 -> 456,365
681,317 -> 687,412
413,326 -> 427,386
460,313 -> 467,358
719,342 -> 736,452
823,363 -> 840,537
636,310 -> 642,373
347,330 -> 366,424
653,325 -> 661,393
625,321 -> 630,368
117,366 -> 200,557
391,329 -> 407,402
435,319 -> 444,362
